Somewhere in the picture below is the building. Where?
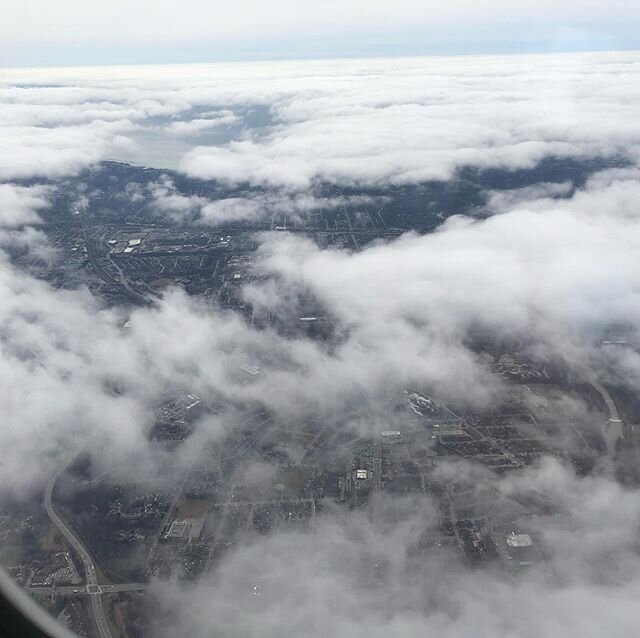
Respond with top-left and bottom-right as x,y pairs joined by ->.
166,520 -> 189,540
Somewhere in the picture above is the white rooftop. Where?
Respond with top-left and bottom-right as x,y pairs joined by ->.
240,364 -> 260,376
506,533 -> 533,548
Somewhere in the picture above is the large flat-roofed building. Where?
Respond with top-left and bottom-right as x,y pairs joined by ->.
184,517 -> 205,541
505,533 -> 533,548
504,532 -> 539,568
167,520 -> 189,540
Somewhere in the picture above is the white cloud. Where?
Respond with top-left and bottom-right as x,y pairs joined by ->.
0,184 -> 50,228
150,177 -> 383,225
165,112 -> 239,136
256,209 -> 639,333
1,52 -> 640,183
149,178 -> 264,224
179,52 -> 640,187
147,460 -> 640,638
0,120 -> 135,180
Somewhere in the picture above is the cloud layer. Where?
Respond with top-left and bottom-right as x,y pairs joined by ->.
2,51 -> 640,184
148,461 -> 640,638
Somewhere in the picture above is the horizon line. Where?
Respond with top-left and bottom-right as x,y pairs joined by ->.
2,45 -> 639,73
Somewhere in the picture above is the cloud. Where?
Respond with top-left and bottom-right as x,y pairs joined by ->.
0,184 -> 58,262
0,227 -> 59,264
148,177 -> 264,224
146,459 -> 640,638
180,51 -> 640,187
0,184 -> 50,228
0,120 -> 136,180
150,176 -> 384,225
250,193 -> 640,355
1,52 -> 639,183
0,53 -> 640,185
165,112 -> 239,136
488,165 -> 640,220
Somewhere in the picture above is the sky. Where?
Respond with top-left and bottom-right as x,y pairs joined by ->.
3,0 -> 640,67
3,47 -> 640,637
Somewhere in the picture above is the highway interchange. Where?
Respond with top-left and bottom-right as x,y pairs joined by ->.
44,456 -> 146,638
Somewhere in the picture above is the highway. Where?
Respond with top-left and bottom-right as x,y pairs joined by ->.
44,457 -> 114,638
82,229 -> 150,306
584,367 -> 625,455
29,583 -> 147,596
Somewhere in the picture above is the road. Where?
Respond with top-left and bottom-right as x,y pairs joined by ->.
44,457 -> 114,638
29,583 -> 147,596
82,229 -> 150,306
585,367 -> 625,455
108,253 -> 152,305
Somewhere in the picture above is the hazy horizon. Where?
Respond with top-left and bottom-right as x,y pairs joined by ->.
4,0 -> 640,67
3,46 -> 640,72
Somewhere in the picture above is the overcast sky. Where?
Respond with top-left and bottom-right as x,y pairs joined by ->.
3,0 -> 640,67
